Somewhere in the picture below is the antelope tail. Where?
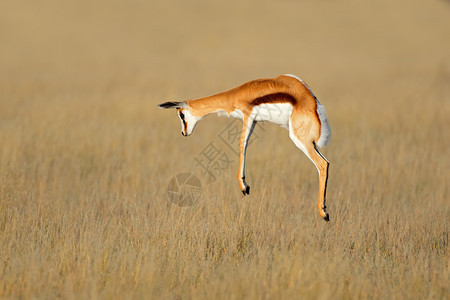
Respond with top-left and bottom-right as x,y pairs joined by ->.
316,100 -> 331,148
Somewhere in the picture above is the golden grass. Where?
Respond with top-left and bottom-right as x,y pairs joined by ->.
0,0 -> 449,299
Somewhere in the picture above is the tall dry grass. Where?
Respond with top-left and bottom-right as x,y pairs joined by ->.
0,0 -> 449,299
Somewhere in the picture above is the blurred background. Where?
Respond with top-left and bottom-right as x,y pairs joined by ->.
2,0 -> 449,92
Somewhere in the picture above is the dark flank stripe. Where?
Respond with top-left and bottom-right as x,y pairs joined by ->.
250,93 -> 297,106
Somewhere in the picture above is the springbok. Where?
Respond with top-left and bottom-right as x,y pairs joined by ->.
158,74 -> 331,221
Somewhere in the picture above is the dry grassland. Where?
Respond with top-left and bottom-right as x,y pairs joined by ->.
0,0 -> 449,299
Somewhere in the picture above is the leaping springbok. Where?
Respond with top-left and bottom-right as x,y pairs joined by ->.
158,74 -> 331,221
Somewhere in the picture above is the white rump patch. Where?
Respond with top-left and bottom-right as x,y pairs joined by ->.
316,101 -> 331,147
284,74 -> 331,147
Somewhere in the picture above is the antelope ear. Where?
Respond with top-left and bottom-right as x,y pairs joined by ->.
157,101 -> 187,109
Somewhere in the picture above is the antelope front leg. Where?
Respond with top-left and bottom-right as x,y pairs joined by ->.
237,117 -> 256,195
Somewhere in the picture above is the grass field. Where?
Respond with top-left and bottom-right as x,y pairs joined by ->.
0,0 -> 449,299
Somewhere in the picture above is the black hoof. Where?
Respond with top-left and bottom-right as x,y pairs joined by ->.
323,213 -> 330,222
242,186 -> 250,195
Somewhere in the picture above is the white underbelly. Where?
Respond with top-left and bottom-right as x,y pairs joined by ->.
217,109 -> 244,119
253,103 -> 292,128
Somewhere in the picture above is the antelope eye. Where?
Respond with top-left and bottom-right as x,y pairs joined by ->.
180,113 -> 185,119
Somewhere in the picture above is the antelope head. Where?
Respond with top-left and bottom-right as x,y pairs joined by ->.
158,101 -> 201,136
